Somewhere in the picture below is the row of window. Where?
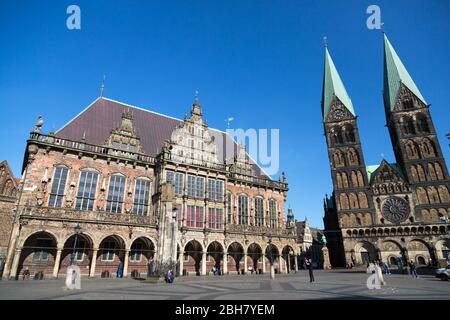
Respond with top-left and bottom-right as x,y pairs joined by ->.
48,167 -> 151,215
166,171 -> 224,201
227,194 -> 278,228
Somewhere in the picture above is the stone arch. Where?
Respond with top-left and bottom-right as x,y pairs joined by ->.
128,237 -> 156,278
405,140 -> 419,159
357,171 -> 364,187
342,172 -> 349,188
416,112 -> 430,133
282,245 -> 296,273
428,163 -> 437,180
349,193 -> 359,209
417,164 -> 426,182
184,240 -> 203,276
17,231 -> 58,279
358,192 -> 368,208
247,243 -> 263,272
227,242 -> 245,274
333,150 -> 344,168
435,239 -> 450,260
206,241 -> 224,273
354,241 -> 377,265
265,243 -> 280,273
59,232 -> 94,277
427,186 -> 440,203
420,138 -> 436,157
347,148 -> 359,166
401,116 -> 415,135
438,185 -> 450,203
351,171 -> 358,187
336,173 -> 343,189
416,187 -> 429,204
342,124 -> 355,143
339,193 -> 349,210
96,235 -> 126,278
435,163 -> 444,180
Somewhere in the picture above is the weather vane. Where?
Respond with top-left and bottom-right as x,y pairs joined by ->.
100,75 -> 106,97
225,116 -> 234,129
380,22 -> 385,34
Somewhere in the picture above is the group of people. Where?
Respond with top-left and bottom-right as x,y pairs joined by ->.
366,259 -> 419,278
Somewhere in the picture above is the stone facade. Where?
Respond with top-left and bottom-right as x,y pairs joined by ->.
323,37 -> 450,268
2,96 -> 301,280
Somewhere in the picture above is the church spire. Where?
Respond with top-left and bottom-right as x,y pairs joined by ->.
322,44 -> 355,121
383,34 -> 427,111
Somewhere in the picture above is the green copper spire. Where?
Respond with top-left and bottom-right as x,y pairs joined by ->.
322,47 -> 355,121
383,34 -> 427,111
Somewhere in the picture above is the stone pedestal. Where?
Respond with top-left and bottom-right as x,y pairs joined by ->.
322,247 -> 331,269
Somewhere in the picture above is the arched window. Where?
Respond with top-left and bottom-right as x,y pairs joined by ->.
349,193 -> 359,209
416,187 -> 429,204
269,199 -> 277,228
401,116 -> 416,135
438,185 -> 450,203
347,148 -> 359,166
336,173 -> 343,189
405,140 -> 419,159
421,139 -> 436,157
402,99 -> 414,110
333,151 -> 344,167
339,193 -> 349,210
416,113 -> 430,133
417,165 -> 426,182
254,197 -> 264,227
48,166 -> 69,208
238,195 -> 248,225
75,170 -> 99,211
343,125 -> 355,143
226,193 -> 232,224
342,172 -> 349,188
427,186 -> 440,204
428,163 -> 437,181
435,163 -> 444,180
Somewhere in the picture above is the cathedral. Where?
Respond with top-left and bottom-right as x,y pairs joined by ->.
1,94 -> 301,280
323,34 -> 450,268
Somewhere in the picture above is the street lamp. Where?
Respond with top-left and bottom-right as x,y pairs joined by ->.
71,224 -> 82,266
171,208 -> 178,275
289,249 -> 294,273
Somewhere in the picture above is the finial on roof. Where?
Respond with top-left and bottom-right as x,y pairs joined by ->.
33,115 -> 44,133
323,36 -> 328,48
100,75 -> 106,98
194,90 -> 199,104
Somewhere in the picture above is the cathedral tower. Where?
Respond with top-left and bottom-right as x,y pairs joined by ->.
322,46 -> 376,265
383,34 -> 450,222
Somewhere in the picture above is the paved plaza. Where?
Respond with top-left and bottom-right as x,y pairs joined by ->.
0,269 -> 449,300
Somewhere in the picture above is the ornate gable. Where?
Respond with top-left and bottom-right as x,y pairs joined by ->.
104,108 -> 143,156
392,83 -> 428,112
325,97 -> 355,123
371,160 -> 409,195
229,143 -> 255,177
168,97 -> 220,165
0,160 -> 18,198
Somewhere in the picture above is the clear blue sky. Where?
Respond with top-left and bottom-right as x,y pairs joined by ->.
0,0 -> 449,228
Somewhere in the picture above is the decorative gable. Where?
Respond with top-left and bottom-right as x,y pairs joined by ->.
371,160 -> 409,195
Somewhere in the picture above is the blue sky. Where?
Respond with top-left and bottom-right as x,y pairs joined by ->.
0,0 -> 449,228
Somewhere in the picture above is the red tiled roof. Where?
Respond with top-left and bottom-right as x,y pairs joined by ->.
56,97 -> 268,178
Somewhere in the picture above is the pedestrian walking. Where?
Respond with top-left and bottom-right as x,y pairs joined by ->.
383,261 -> 391,274
117,261 -> 123,278
409,260 -> 418,278
306,258 -> 315,282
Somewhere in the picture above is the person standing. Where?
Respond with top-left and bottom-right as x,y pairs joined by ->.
409,260 -> 418,278
306,259 -> 315,282
383,261 -> 391,274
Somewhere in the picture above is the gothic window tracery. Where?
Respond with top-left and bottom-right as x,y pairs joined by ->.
420,139 -> 436,158
405,140 -> 419,159
416,187 -> 429,204
349,193 -> 359,209
347,148 -> 359,166
416,113 -> 430,133
427,186 -> 440,204
438,185 -> 450,203
339,193 -> 349,210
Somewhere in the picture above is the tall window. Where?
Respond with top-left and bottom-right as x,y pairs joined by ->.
101,241 -> 116,261
208,208 -> 223,229
238,195 -> 248,225
208,179 -> 224,201
186,205 -> 204,228
106,175 -> 126,213
166,171 -> 183,195
75,171 -> 99,211
133,179 -> 151,216
227,193 -> 232,224
208,179 -> 216,200
187,175 -> 196,197
48,166 -> 68,208
255,197 -> 264,227
269,199 -> 277,228
196,177 -> 204,198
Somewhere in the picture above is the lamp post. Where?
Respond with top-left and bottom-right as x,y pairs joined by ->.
288,249 -> 294,273
265,232 -> 275,280
70,224 -> 82,266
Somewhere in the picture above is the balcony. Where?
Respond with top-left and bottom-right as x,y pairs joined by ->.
20,206 -> 156,227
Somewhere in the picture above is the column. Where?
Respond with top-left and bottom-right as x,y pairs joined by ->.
10,248 -> 22,280
223,252 -> 228,275
179,251 -> 184,276
123,249 -> 129,277
201,251 -> 207,276
243,252 -> 248,274
89,248 -> 98,278
294,255 -> 298,272
279,256 -> 284,273
262,256 -> 266,274
52,248 -> 63,279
